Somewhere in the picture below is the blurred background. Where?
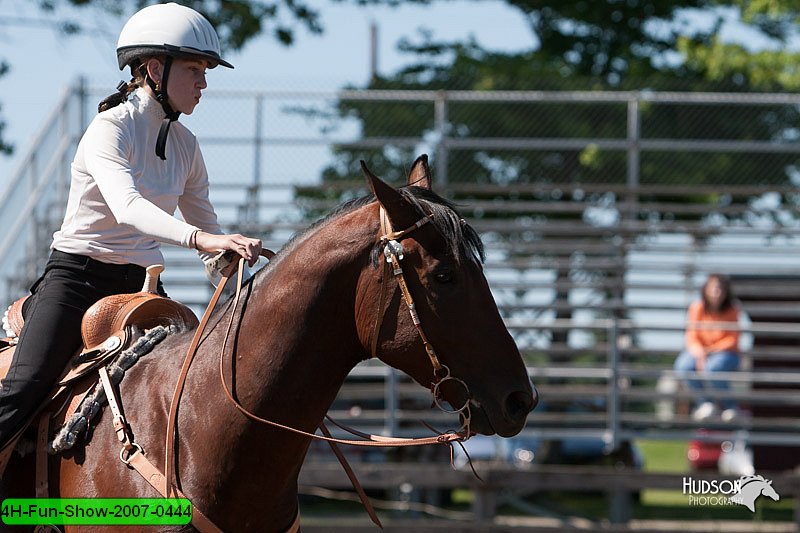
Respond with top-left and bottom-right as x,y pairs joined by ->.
1,1 -> 800,531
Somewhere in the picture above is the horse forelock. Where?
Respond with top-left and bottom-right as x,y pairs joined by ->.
399,186 -> 485,267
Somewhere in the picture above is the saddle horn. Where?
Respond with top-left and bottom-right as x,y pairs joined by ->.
143,264 -> 164,293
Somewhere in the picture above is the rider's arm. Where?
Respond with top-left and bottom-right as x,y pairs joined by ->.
82,115 -> 198,248
178,143 -> 222,236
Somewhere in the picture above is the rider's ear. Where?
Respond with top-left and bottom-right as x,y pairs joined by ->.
407,154 -> 432,190
361,160 -> 420,229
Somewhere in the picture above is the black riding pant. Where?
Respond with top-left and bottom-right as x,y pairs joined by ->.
0,250 -> 160,448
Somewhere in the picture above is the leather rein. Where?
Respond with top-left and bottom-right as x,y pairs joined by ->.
108,206 -> 474,531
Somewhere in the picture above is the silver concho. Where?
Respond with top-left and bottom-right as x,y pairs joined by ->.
384,239 -> 404,262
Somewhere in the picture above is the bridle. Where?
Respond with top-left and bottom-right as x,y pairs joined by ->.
107,202 -> 479,531
371,206 -> 473,432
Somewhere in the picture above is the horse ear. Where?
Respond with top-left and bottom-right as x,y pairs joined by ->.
407,154 -> 432,190
361,160 -> 420,228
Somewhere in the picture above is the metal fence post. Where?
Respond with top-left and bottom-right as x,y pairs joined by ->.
607,318 -> 631,524
78,76 -> 88,134
434,91 -> 448,186
626,94 -> 641,196
607,318 -> 621,453
247,94 -> 265,226
385,368 -> 399,437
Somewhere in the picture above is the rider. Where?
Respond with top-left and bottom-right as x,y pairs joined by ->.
0,3 -> 262,450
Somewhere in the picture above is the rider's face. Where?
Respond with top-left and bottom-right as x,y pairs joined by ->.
146,57 -> 209,115
164,58 -> 209,115
704,277 -> 724,308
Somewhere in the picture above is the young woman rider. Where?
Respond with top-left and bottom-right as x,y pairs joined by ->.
0,3 -> 261,449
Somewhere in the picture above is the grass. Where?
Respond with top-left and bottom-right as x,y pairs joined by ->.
638,439 -> 689,472
638,438 -> 693,508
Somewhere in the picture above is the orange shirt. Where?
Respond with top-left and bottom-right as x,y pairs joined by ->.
685,301 -> 740,355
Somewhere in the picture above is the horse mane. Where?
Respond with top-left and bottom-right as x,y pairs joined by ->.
211,186 -> 485,319
268,186 -> 485,272
396,186 -> 485,266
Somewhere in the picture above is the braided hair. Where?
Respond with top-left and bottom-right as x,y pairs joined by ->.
96,60 -> 151,113
97,79 -> 137,113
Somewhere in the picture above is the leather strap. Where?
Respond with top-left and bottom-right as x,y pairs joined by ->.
376,207 -> 443,373
127,452 -> 223,533
151,56 -> 181,161
99,366 -> 224,533
319,422 -> 382,529
58,329 -> 129,387
213,258 -> 465,447
165,249 -> 275,498
35,413 -> 51,498
128,450 -> 299,533
164,274 -> 227,497
0,435 -> 18,478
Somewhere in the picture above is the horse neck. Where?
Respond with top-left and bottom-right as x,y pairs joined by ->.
201,205 -> 380,491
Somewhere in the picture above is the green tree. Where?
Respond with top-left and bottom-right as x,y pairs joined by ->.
320,1 -> 800,185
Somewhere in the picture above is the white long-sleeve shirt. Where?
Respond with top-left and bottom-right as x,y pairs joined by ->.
52,87 -> 221,267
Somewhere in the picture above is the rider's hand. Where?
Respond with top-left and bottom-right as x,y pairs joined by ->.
194,231 -> 262,267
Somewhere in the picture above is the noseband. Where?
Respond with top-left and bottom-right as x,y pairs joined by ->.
371,206 -> 473,431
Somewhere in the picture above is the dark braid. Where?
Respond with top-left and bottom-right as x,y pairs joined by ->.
97,78 -> 137,113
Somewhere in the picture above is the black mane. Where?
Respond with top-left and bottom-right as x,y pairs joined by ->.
279,186 -> 484,268
396,186 -> 485,265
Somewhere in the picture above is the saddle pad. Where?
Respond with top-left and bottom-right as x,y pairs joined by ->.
50,324 -> 174,454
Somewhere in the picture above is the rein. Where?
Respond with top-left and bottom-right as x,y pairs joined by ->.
195,209 -> 473,447
112,204 -> 476,531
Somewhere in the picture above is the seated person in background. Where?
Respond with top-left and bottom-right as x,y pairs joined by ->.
674,273 -> 741,422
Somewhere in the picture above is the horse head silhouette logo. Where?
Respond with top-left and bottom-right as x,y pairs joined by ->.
729,475 -> 780,512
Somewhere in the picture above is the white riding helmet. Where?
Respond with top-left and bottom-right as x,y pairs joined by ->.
116,2 -> 233,70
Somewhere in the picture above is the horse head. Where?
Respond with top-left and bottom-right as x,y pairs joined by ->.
357,155 -> 537,437
760,479 -> 780,502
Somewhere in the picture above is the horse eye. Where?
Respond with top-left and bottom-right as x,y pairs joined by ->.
434,271 -> 453,284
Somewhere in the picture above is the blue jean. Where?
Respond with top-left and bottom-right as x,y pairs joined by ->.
673,350 -> 740,410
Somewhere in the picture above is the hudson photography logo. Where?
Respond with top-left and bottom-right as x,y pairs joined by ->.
682,475 -> 780,511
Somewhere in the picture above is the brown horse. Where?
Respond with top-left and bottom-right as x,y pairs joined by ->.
2,155 -> 537,531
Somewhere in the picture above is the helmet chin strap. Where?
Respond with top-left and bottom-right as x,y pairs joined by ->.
145,55 -> 181,160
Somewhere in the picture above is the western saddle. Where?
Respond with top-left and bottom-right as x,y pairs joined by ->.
0,264 -> 198,476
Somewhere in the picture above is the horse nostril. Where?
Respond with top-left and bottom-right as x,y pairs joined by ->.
504,389 -> 536,422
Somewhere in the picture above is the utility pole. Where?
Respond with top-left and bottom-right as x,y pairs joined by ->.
369,21 -> 378,82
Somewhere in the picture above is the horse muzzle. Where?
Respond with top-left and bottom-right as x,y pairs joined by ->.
467,383 -> 538,437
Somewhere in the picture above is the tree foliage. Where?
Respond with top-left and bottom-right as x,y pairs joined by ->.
316,1 -> 800,190
294,0 -> 800,335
